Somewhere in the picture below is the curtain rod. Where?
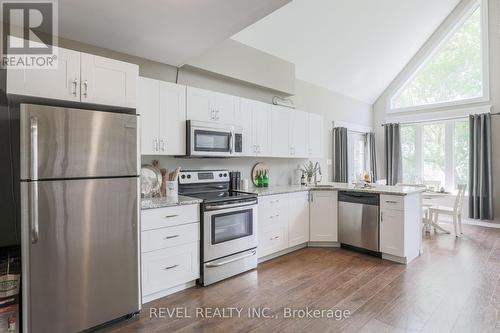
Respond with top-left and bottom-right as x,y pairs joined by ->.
381,112 -> 500,126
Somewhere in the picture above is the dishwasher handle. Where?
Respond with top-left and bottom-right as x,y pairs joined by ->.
338,192 -> 380,206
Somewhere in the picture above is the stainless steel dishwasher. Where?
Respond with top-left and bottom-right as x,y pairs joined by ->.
338,192 -> 380,254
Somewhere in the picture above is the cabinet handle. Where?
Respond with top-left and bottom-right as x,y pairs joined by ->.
381,212 -> 383,222
72,78 -> 78,96
163,214 -> 179,219
270,199 -> 279,204
269,214 -> 279,219
211,110 -> 216,120
82,80 -> 88,98
270,236 -> 280,240
385,200 -> 398,204
159,139 -> 165,152
164,235 -> 180,240
310,192 -> 314,202
215,110 -> 220,120
163,264 -> 178,270
153,139 -> 158,152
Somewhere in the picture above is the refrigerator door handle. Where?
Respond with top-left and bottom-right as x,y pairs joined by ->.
31,182 -> 39,244
30,116 -> 39,244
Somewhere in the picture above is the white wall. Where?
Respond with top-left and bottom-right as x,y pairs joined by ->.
373,0 -> 499,223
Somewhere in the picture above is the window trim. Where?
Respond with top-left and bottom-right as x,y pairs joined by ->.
388,0 -> 489,113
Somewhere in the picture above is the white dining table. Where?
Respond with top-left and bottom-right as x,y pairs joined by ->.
421,191 -> 453,234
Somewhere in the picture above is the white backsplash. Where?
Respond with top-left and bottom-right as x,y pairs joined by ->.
141,156 -> 316,186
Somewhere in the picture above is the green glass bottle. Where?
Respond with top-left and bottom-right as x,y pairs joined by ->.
262,170 -> 269,187
256,170 -> 262,187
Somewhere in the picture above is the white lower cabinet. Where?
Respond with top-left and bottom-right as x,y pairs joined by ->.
379,208 -> 404,257
258,192 -> 310,259
288,191 -> 310,247
141,204 -> 200,303
309,190 -> 338,242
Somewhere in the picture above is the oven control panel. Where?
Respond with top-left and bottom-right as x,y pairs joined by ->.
179,170 -> 230,184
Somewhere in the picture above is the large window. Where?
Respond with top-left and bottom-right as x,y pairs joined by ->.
401,119 -> 469,191
348,132 -> 366,182
391,1 -> 487,111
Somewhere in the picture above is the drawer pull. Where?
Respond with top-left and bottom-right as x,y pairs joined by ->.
163,214 -> 179,219
385,201 -> 398,204
270,236 -> 280,240
270,200 -> 280,204
164,235 -> 180,240
269,214 -> 280,219
163,264 -> 178,270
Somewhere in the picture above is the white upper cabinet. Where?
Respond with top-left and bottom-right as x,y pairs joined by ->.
138,77 -> 160,155
7,47 -> 81,102
289,109 -> 308,157
237,98 -> 257,156
309,190 -> 338,242
270,105 -> 290,157
80,53 -> 138,108
288,191 -> 310,247
138,77 -> 187,155
308,113 -> 324,158
186,86 -> 237,123
159,81 -> 187,155
7,47 -> 138,108
252,101 -> 271,156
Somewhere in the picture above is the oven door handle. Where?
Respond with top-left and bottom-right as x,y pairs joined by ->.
205,200 -> 257,211
205,250 -> 257,268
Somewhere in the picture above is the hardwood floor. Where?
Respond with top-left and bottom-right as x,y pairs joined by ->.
104,224 -> 500,333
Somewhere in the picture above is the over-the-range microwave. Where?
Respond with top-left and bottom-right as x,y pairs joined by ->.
186,120 -> 243,157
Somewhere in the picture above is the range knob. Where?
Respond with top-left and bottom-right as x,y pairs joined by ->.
181,175 -> 186,179
219,173 -> 223,177
224,173 -> 228,177
187,174 -> 191,179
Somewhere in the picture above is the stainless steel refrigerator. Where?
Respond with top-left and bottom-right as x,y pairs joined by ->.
19,104 -> 140,333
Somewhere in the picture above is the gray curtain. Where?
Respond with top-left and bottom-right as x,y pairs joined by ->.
469,113 -> 493,220
332,127 -> 348,182
384,123 -> 402,186
366,132 -> 378,181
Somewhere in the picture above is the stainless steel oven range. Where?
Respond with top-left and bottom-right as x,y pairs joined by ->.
178,170 -> 257,286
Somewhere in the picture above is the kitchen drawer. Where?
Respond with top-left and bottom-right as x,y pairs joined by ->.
141,204 -> 200,231
258,224 -> 288,258
142,242 -> 199,296
380,195 -> 404,211
141,222 -> 199,253
259,193 -> 288,211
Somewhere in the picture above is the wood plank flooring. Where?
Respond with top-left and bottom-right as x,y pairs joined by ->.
103,224 -> 500,333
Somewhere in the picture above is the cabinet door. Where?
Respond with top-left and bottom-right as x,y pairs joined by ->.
253,101 -> 271,156
159,81 -> 186,155
214,91 -> 237,123
308,113 -> 324,158
270,105 -> 290,157
309,191 -> 338,242
186,86 -> 214,122
80,53 -> 138,108
288,192 -> 310,247
237,98 -> 255,156
138,77 -> 160,155
289,110 -> 308,157
380,209 -> 405,257
7,47 -> 80,102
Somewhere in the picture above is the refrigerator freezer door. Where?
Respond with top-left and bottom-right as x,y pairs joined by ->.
25,178 -> 139,333
20,104 -> 138,180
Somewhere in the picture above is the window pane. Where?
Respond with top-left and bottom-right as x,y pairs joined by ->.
423,123 -> 446,188
392,7 -> 482,109
454,120 -> 469,189
401,126 -> 417,183
352,136 -> 365,178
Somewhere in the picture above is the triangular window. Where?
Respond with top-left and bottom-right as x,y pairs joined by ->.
391,3 -> 485,110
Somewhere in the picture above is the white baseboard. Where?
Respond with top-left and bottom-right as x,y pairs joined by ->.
142,281 -> 196,304
258,243 -> 307,263
308,241 -> 340,248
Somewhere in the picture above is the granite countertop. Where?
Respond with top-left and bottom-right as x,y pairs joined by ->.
243,183 -> 425,197
141,195 -> 203,210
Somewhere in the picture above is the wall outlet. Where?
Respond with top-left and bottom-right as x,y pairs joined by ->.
326,159 -> 332,166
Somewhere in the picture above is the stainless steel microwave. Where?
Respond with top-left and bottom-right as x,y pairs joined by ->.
186,120 -> 243,157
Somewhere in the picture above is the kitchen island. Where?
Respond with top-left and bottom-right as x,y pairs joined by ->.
245,183 -> 424,264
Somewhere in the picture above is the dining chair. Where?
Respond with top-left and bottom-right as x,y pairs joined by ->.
428,184 -> 467,237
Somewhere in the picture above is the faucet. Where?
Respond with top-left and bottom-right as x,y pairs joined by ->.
314,162 -> 322,186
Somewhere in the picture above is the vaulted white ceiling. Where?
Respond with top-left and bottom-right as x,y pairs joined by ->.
232,0 -> 461,104
57,0 -> 290,66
